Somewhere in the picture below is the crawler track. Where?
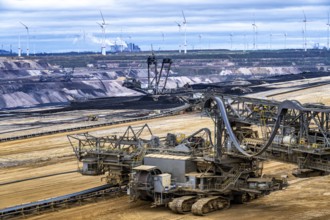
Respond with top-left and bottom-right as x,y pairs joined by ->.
168,196 -> 196,214
191,196 -> 230,216
0,104 -> 191,143
0,185 -> 126,219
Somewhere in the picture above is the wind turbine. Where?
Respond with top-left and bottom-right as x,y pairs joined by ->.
120,27 -> 124,52
301,28 -> 305,50
79,29 -> 86,49
252,15 -> 257,50
269,33 -> 272,49
20,22 -> 29,56
284,33 -> 287,49
199,34 -> 202,50
302,10 -> 307,51
327,12 -> 330,49
175,21 -> 182,53
160,32 -> 165,51
98,10 -> 108,55
96,22 -> 106,54
182,10 -> 187,54
229,33 -> 233,50
161,32 -> 165,42
128,35 -> 132,52
18,34 -> 21,57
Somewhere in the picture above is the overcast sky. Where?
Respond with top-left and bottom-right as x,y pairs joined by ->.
0,0 -> 330,53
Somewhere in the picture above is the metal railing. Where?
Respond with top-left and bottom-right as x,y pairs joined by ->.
0,185 -> 126,219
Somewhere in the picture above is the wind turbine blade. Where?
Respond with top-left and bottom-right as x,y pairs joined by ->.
151,44 -> 154,55
96,22 -> 103,28
19,21 -> 28,29
182,10 -> 186,23
100,10 -> 106,24
303,10 -> 306,21
328,11 -> 329,24
175,21 -> 181,26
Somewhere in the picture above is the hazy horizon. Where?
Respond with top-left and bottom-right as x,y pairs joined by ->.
1,0 -> 330,53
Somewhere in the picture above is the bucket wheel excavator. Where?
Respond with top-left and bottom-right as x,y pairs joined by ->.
130,94 -> 330,215
129,99 -> 287,215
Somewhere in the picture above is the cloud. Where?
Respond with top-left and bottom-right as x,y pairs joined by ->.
0,0 -> 330,52
1,0 -> 117,10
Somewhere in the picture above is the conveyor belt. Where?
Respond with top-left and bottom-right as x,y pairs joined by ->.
211,96 -> 330,158
0,184 -> 125,219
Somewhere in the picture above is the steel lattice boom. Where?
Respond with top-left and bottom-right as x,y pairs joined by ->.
204,94 -> 330,176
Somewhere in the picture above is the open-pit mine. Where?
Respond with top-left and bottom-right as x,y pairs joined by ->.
0,50 -> 330,220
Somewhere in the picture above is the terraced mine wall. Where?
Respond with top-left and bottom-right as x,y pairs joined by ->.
0,49 -> 329,109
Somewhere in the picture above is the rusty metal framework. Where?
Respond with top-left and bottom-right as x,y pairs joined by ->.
147,54 -> 173,94
146,127 -> 214,157
204,94 -> 330,175
67,124 -> 155,184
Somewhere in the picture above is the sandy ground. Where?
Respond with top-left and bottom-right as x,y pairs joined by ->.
0,113 -> 211,168
247,76 -> 330,105
28,161 -> 330,220
0,160 -> 105,209
266,84 -> 330,104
